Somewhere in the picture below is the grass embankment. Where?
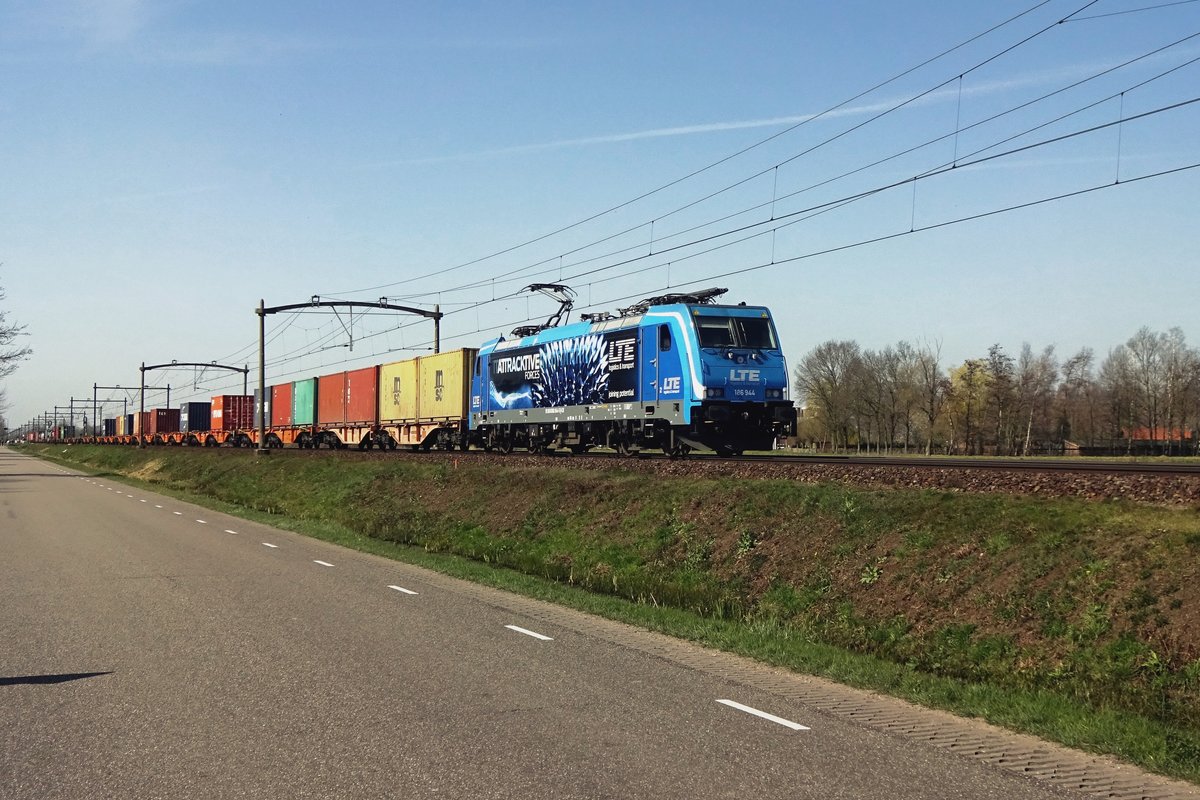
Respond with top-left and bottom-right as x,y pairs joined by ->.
26,444 -> 1200,782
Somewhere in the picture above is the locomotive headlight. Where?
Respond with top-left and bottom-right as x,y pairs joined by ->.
706,388 -> 725,399
766,388 -> 783,399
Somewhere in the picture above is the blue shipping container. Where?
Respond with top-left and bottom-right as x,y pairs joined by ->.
180,402 -> 211,432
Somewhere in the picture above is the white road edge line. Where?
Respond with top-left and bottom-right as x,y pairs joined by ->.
716,699 -> 809,731
262,543 -> 278,548
505,624 -> 553,641
313,560 -> 334,567
388,585 -> 418,595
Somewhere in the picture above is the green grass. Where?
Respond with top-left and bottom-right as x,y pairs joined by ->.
20,443 -> 1200,783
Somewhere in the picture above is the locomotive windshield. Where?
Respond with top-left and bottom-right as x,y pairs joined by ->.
696,316 -> 778,349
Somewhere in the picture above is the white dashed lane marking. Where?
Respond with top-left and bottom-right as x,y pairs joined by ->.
505,625 -> 553,641
262,543 -> 278,549
196,520 -> 208,524
173,512 -> 183,516
224,529 -> 238,535
155,505 -> 163,509
313,560 -> 334,567
388,585 -> 418,595
716,699 -> 809,731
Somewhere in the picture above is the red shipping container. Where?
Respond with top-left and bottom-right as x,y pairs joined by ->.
317,373 -> 344,426
316,368 -> 378,426
149,408 -> 181,434
345,366 -> 378,425
211,395 -> 254,431
271,383 -> 294,427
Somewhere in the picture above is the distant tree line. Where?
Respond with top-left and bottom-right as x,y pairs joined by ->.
791,327 -> 1200,456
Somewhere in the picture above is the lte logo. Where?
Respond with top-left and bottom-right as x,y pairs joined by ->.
729,369 -> 760,382
661,376 -> 681,394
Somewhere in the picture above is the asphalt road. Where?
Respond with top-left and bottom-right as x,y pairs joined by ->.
0,447 -> 1187,799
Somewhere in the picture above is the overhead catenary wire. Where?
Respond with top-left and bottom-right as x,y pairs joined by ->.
398,35 -> 1200,306
1069,0 -> 1199,21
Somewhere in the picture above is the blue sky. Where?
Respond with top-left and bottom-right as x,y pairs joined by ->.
2,0 -> 1198,428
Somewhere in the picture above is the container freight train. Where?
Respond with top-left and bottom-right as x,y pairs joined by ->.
88,289 -> 795,456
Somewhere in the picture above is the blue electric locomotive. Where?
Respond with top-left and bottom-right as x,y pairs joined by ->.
468,287 -> 794,456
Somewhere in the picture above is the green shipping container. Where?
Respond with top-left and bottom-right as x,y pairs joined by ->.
292,378 -> 317,426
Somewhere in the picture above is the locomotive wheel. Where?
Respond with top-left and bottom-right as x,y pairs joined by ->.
666,443 -> 691,460
496,437 -> 513,455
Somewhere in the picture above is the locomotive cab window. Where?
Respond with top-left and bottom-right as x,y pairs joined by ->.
734,317 -> 777,349
474,357 -> 481,376
659,324 -> 672,351
697,316 -> 778,349
697,318 -> 735,348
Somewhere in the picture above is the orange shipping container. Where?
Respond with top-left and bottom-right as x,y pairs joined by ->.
317,368 -> 378,426
317,373 -> 344,426
345,366 -> 378,425
271,383 -> 294,427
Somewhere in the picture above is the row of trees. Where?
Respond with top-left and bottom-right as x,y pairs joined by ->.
792,327 -> 1200,455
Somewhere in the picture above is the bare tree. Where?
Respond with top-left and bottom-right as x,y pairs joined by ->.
1099,345 -> 1136,450
0,282 -> 32,380
1125,326 -> 1165,449
985,344 -> 1016,454
913,339 -> 946,455
1015,343 -> 1057,455
1059,347 -> 1097,447
793,340 -> 862,451
1161,328 -> 1199,455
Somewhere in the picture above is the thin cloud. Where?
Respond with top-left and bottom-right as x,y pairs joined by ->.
138,32 -> 336,65
374,50 -> 1199,168
371,81 -> 1034,167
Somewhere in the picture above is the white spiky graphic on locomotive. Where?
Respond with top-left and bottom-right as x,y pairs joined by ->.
533,335 -> 609,406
